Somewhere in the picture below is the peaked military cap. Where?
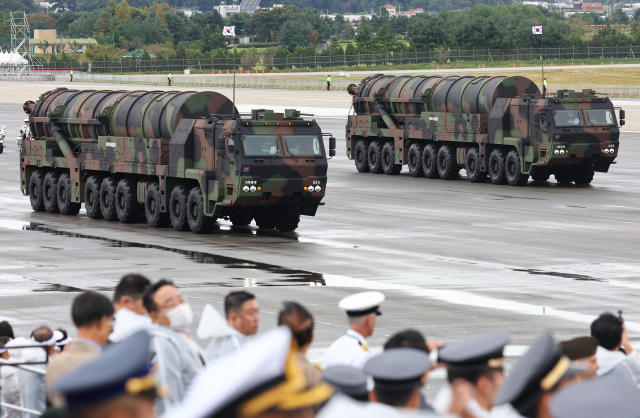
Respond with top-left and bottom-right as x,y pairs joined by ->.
339,291 -> 385,317
494,332 -> 570,418
364,347 -> 431,390
54,331 -> 156,408
438,333 -> 510,372
167,326 -> 333,418
551,378 -> 640,418
559,336 -> 598,360
322,366 -> 368,401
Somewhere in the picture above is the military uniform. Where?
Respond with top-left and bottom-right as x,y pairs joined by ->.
52,330 -> 162,418
323,291 -> 385,370
434,332 -> 510,418
551,378 -> 640,418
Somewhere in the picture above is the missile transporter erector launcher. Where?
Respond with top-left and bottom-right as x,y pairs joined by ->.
346,75 -> 623,186
21,88 -> 334,232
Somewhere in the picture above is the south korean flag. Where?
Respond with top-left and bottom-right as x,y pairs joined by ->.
532,25 -> 542,35
223,26 -> 236,36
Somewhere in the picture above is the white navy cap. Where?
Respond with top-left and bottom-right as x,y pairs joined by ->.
167,326 -> 333,418
339,291 -> 385,317
551,378 -> 640,418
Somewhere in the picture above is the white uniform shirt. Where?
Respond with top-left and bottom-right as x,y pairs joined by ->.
433,385 -> 492,418
323,329 -> 371,370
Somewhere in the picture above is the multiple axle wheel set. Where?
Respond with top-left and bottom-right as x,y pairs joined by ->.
27,169 -> 301,233
353,139 -> 595,186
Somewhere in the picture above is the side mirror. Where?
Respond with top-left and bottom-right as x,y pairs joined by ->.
216,137 -> 225,150
533,113 -> 540,123
620,109 -> 625,120
329,136 -> 336,150
620,120 -> 625,126
329,149 -> 336,157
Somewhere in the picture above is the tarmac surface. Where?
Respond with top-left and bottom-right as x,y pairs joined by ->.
1,81 -> 640,398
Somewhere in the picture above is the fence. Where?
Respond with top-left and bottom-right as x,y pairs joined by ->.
38,45 -> 640,73
62,73 -> 640,98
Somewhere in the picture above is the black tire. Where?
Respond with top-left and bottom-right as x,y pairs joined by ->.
531,171 -> 550,182
554,172 -> 573,184
145,183 -> 170,228
407,143 -> 424,177
354,140 -> 370,173
505,150 -> 529,187
43,171 -> 60,213
230,212 -> 253,227
437,145 -> 458,180
29,170 -> 45,212
275,207 -> 300,232
57,172 -> 81,215
115,178 -> 141,223
381,141 -> 402,175
368,140 -> 384,174
100,177 -> 118,221
84,175 -> 103,219
465,148 -> 486,183
254,213 -> 277,230
169,185 -> 189,231
488,149 -> 507,185
422,143 -> 440,179
573,166 -> 595,185
187,187 -> 213,234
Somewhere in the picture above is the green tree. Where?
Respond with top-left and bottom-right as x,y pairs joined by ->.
410,16 -> 447,51
94,11 -> 112,34
279,17 -> 310,52
353,23 -> 374,52
202,25 -> 228,52
115,0 -> 133,21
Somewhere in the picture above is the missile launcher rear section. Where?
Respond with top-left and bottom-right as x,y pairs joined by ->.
346,75 -> 623,186
20,88 -> 334,232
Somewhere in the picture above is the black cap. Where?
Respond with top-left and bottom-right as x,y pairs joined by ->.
322,366 -> 368,401
364,347 -> 431,390
494,332 -> 569,418
54,331 -> 156,408
551,378 -> 640,418
438,333 -> 510,372
560,337 -> 598,360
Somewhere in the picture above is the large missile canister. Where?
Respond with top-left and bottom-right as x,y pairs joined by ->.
349,75 -> 540,116
25,89 -> 237,141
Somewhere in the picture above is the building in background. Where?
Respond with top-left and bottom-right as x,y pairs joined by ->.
214,0 -> 260,17
522,1 -> 549,8
381,4 -> 397,15
122,49 -> 156,58
29,30 -> 97,54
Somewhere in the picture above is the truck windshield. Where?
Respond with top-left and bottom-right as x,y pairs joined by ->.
584,109 -> 615,126
553,110 -> 583,127
282,135 -> 322,156
242,135 -> 280,156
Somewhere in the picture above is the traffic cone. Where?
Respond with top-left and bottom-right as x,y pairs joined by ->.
478,64 -> 481,68
582,62 -> 584,65
309,69 -> 311,72
219,70 -> 222,74
572,62 -> 574,66
483,64 -> 485,68
255,69 -> 257,73
289,69 -> 291,73
551,63 -> 553,67
601,61 -> 603,65
437,65 -> 439,69
226,70 -> 229,74
514,64 -> 516,67
247,70 -> 250,74
263,70 -> 264,74
612,61 -> 614,65
521,63 -> 523,67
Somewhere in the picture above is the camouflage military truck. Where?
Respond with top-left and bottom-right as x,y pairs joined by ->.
20,88 -> 334,232
346,75 -> 623,186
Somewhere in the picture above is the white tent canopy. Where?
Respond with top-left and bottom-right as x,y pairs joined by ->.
0,50 -> 29,65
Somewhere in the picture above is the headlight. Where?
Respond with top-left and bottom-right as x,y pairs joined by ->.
250,186 -> 256,192
243,186 -> 249,192
554,150 -> 560,155
315,186 -> 322,192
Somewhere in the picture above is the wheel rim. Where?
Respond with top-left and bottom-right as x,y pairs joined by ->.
149,196 -> 156,213
508,160 -> 516,176
191,202 -> 198,219
425,155 -> 432,169
118,193 -> 125,209
469,160 -> 476,173
356,150 -> 362,164
410,154 -> 416,167
492,160 -> 498,173
384,151 -> 390,165
439,155 -> 446,169
87,189 -> 93,205
61,186 -> 67,201
173,200 -> 180,216
45,184 -> 51,200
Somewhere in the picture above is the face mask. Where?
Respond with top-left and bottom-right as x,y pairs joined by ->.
166,303 -> 194,331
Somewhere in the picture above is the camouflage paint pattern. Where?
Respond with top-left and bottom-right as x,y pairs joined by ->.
346,75 -> 620,184
21,88 -> 328,223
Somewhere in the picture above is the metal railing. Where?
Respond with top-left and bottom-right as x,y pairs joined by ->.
0,346 -> 48,417
36,45 -> 640,73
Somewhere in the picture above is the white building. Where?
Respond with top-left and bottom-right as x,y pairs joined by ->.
522,1 -> 549,8
214,4 -> 241,17
381,4 -> 397,15
174,7 -> 201,17
321,14 -> 373,29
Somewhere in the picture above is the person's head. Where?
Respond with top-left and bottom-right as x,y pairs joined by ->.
143,280 -> 193,331
32,326 -> 57,356
370,386 -> 421,409
225,291 -> 259,336
113,274 -> 151,315
448,368 -> 504,407
590,313 -> 623,351
560,337 -> 599,379
0,320 -> 14,340
72,291 -> 115,347
278,302 -> 314,353
348,313 -> 377,338
384,330 -> 429,353
0,337 -> 10,360
68,394 -> 155,418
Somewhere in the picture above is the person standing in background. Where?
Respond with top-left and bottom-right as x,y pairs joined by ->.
168,73 -> 172,86
46,292 -> 114,406
70,70 -> 73,82
327,75 -> 331,91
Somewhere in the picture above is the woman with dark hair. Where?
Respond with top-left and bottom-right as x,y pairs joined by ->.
0,321 -> 14,340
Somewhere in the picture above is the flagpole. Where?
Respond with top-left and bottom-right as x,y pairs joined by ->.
541,27 -> 544,98
233,36 -> 236,116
